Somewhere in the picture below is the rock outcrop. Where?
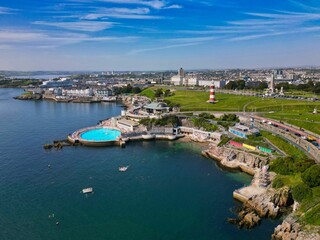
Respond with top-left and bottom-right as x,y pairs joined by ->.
272,215 -> 320,240
230,186 -> 294,229
244,186 -> 293,219
14,93 -> 42,100
206,145 -> 270,171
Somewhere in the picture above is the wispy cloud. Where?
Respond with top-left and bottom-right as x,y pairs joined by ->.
288,0 -> 320,11
186,0 -> 238,8
129,35 -> 218,54
229,26 -> 320,41
0,6 -> 17,14
0,30 -> 138,49
97,0 -> 182,9
129,42 -> 201,54
33,20 -> 115,32
180,8 -> 320,42
82,7 -> 162,20
168,36 -> 219,43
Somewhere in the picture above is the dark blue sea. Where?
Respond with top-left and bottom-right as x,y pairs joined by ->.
0,88 -> 279,240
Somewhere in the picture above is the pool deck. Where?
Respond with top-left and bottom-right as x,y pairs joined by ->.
68,122 -> 183,147
68,126 -> 122,146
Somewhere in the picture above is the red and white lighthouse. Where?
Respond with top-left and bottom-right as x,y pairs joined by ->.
209,82 -> 215,103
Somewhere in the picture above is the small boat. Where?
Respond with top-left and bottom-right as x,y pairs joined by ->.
119,166 -> 129,172
82,187 -> 93,194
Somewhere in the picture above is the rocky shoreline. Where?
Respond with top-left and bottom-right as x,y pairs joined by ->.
14,93 -> 42,100
272,215 -> 320,240
202,144 -> 320,239
228,186 -> 293,229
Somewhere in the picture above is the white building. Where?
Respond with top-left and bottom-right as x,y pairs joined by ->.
198,80 -> 226,88
94,89 -> 112,97
171,75 -> 184,86
63,88 -> 94,97
171,68 -> 199,86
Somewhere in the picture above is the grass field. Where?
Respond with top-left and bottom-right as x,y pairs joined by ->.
262,111 -> 320,135
163,89 -> 320,134
140,88 -> 320,134
260,130 -> 308,159
165,90 -> 257,111
139,88 -> 156,100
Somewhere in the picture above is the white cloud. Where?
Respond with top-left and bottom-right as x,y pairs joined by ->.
129,35 -> 219,55
0,6 -> 17,14
228,26 -> 320,41
0,30 -> 139,49
168,36 -> 219,43
97,0 -> 182,10
129,42 -> 201,54
82,7 -> 161,19
33,21 -> 115,32
178,10 -> 320,41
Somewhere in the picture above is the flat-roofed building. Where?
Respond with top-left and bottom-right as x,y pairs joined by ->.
229,124 -> 260,139
117,119 -> 139,132
144,102 -> 170,114
198,80 -> 226,88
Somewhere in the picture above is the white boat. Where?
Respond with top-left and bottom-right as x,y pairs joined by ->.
82,187 -> 93,194
119,166 -> 129,172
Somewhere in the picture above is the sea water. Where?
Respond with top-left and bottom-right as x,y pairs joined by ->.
0,88 -> 279,240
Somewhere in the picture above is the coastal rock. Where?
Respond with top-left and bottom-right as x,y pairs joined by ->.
272,217 -> 300,240
228,208 -> 261,229
272,215 -> 320,240
230,186 -> 293,229
239,211 -> 261,229
243,186 -> 293,220
14,93 -> 42,100
270,187 -> 293,207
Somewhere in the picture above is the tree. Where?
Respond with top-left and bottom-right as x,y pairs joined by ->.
224,81 -> 237,90
154,88 -> 163,97
292,183 -> 313,202
302,165 -> 320,188
132,87 -> 142,94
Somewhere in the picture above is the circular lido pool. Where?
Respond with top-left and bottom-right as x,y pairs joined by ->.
80,128 -> 121,142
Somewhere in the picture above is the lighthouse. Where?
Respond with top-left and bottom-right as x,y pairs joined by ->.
209,81 -> 215,103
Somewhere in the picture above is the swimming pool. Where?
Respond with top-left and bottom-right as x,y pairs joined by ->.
80,128 -> 121,142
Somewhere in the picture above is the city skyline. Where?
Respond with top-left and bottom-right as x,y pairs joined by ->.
1,0 -> 320,71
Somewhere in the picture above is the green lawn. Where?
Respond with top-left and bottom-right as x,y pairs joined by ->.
140,88 -> 320,135
260,130 -> 308,159
140,88 -> 156,100
262,111 -> 320,135
165,90 -> 257,111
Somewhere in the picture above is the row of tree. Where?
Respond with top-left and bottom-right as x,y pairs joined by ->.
276,81 -> 320,94
224,80 -> 268,90
113,84 -> 142,95
224,79 -> 320,94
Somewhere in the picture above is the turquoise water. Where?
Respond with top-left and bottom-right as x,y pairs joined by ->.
80,128 -> 121,141
0,88 -> 280,240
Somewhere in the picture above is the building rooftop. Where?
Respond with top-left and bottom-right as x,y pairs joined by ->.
117,119 -> 139,127
144,102 -> 168,110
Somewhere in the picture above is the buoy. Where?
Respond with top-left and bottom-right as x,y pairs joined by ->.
56,221 -> 59,225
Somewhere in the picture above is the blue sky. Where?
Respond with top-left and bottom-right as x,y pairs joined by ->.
1,0 -> 320,71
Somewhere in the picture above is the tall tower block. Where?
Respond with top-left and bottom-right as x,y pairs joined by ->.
209,82 -> 215,103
